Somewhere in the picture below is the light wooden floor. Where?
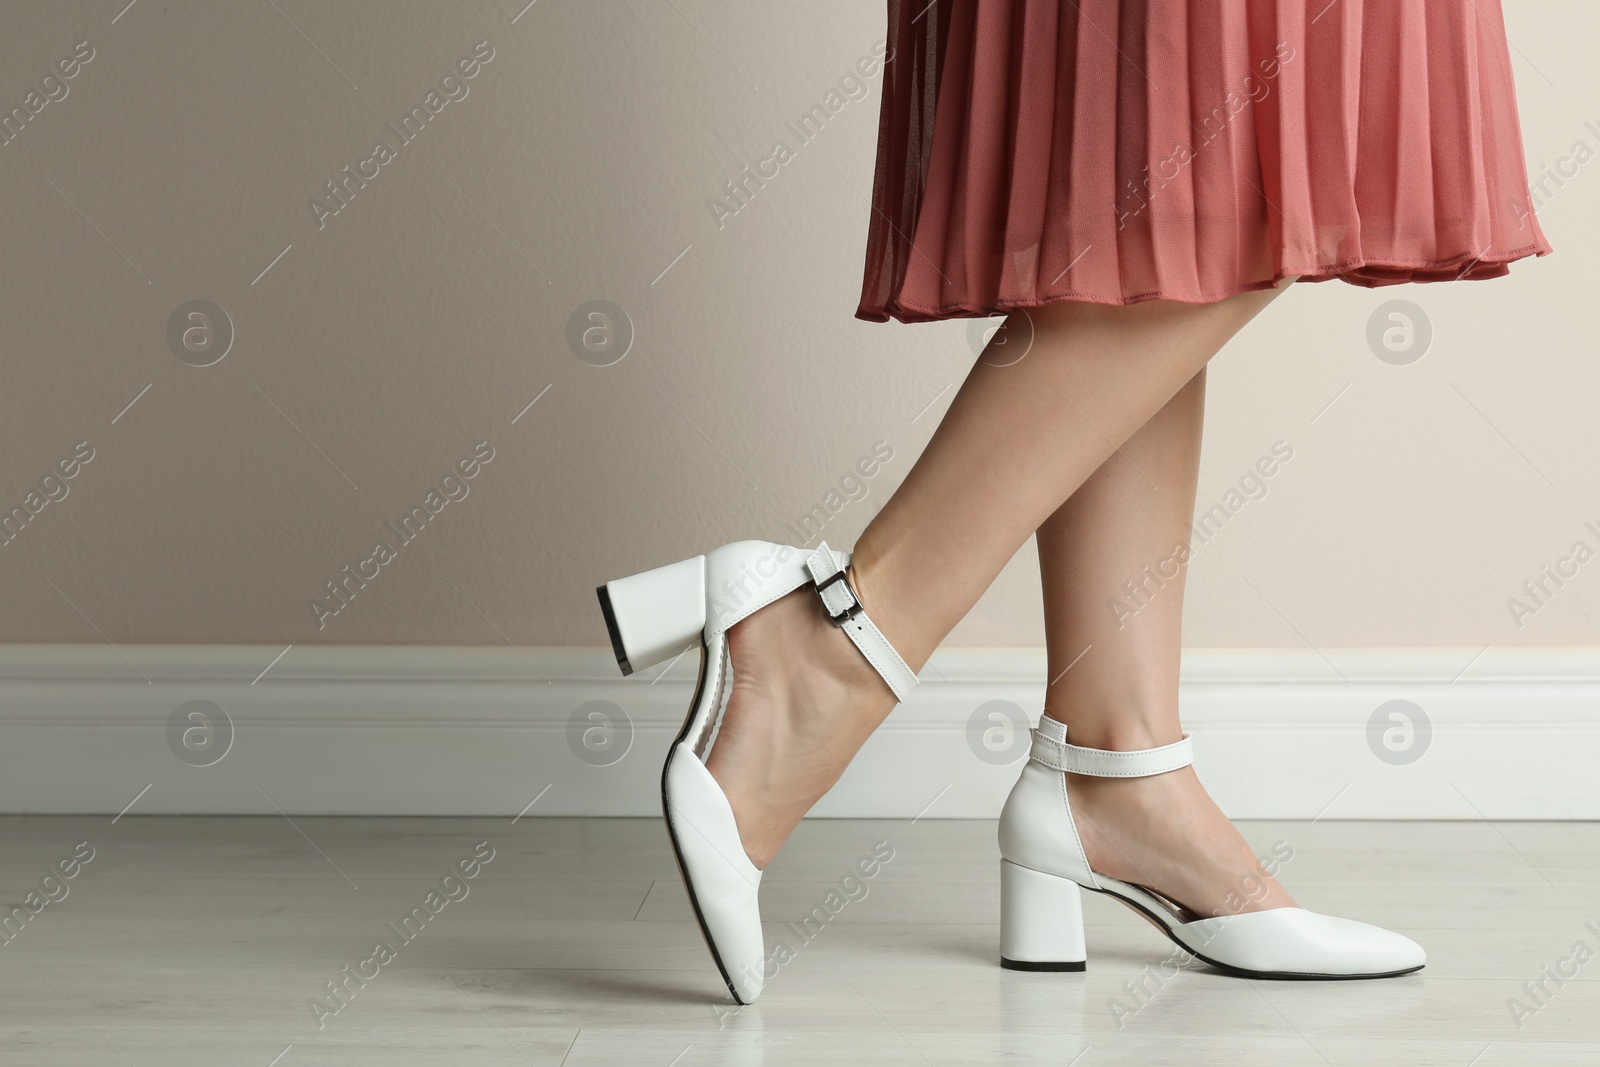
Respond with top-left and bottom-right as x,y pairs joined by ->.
3,816 -> 1596,1065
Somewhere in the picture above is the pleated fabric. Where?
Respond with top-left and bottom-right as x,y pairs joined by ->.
856,0 -> 1552,323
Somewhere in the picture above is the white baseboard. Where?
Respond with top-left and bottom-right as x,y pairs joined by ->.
1,644 -> 1597,818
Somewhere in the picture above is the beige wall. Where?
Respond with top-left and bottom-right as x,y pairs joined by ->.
0,1 -> 1594,649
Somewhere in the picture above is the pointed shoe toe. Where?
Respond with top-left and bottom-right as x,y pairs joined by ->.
1178,908 -> 1427,979
662,744 -> 765,1003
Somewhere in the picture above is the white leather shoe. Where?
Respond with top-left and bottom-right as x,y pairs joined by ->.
998,715 -> 1426,979
597,540 -> 918,1003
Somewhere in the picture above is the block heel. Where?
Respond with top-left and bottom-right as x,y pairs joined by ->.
999,859 -> 1087,972
596,555 -> 707,675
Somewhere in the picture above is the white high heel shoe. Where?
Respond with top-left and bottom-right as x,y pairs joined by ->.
597,540 -> 918,1003
998,716 -> 1426,979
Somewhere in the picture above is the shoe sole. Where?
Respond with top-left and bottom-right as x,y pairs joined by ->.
1000,957 -> 1086,972
595,583 -> 633,675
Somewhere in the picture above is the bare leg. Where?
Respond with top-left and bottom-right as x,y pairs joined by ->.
1037,367 -> 1296,915
708,285 -> 1292,868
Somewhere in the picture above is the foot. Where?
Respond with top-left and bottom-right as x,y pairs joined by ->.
703,585 -> 899,869
1066,760 -> 1298,918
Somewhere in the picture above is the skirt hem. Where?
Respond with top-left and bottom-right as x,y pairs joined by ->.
856,245 -> 1552,324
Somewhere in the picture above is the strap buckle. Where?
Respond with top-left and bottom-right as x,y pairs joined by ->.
814,570 -> 865,625
801,541 -> 919,703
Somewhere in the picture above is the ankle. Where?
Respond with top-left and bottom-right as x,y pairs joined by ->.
741,581 -> 894,730
1042,708 -> 1183,752
840,544 -> 929,675
812,608 -> 901,720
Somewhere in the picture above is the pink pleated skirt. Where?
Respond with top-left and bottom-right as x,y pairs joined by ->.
857,0 -> 1552,323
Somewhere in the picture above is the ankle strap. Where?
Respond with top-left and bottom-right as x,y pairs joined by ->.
805,542 -> 919,703
1030,715 -> 1193,777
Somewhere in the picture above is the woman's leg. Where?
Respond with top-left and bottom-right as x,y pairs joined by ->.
1036,367 -> 1295,915
707,284 -> 1293,868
